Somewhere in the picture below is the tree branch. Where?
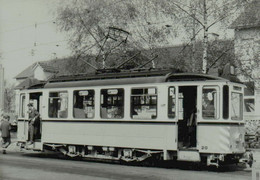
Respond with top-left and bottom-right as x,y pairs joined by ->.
172,1 -> 205,28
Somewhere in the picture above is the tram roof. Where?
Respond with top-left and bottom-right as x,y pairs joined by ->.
44,69 -> 233,89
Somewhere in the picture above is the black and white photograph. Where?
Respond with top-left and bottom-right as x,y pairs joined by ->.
0,0 -> 259,179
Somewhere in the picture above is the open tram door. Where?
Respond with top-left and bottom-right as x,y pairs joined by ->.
17,91 -> 42,146
177,86 -> 198,150
28,92 -> 43,142
177,86 -> 200,162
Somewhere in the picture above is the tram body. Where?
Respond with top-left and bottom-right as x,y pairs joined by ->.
17,71 -> 245,166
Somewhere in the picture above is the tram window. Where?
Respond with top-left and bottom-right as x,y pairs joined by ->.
223,85 -> 229,119
100,88 -> 124,119
131,87 -> 157,119
168,87 -> 176,118
202,87 -> 218,119
48,91 -> 68,118
73,90 -> 95,119
231,92 -> 243,120
19,94 -> 26,118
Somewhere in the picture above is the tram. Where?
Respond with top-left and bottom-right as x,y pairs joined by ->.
16,69 -> 246,167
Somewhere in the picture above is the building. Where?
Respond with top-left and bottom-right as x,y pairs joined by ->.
15,62 -> 58,85
14,62 -> 58,114
230,0 -> 260,133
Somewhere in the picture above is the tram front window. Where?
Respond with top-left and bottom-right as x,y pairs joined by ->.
131,87 -> 157,119
49,91 -> 68,118
231,92 -> 243,120
202,87 -> 219,119
100,88 -> 124,119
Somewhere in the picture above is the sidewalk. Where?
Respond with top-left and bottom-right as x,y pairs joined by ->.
1,132 -> 21,153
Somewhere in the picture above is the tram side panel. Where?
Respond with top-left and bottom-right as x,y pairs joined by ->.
41,121 -> 178,151
197,124 -> 245,154
17,120 -> 28,142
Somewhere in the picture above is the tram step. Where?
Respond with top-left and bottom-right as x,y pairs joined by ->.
177,150 -> 201,162
26,141 -> 43,151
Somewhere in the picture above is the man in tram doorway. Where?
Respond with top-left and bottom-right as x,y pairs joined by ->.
27,103 -> 40,145
0,115 -> 11,154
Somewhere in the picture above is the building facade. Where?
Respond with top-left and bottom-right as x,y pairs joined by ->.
230,0 -> 260,133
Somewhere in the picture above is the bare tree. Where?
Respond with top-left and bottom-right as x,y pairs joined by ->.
4,82 -> 16,113
55,0 -> 245,73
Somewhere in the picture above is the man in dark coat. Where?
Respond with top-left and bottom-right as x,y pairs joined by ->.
0,115 -> 11,154
28,103 -> 40,145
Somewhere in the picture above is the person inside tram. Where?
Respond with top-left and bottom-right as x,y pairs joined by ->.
27,103 -> 40,145
202,93 -> 215,118
187,107 -> 197,147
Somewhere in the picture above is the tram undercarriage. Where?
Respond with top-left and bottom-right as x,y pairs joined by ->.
20,141 -> 250,168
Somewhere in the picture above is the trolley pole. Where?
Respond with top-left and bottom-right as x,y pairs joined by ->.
0,64 -> 4,113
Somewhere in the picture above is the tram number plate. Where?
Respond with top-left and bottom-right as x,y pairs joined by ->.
201,146 -> 208,150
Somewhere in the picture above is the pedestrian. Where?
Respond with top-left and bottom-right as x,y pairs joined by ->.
27,103 -> 40,145
0,115 -> 11,154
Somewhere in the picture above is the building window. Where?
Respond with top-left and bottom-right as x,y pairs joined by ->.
202,87 -> 219,119
19,94 -> 26,118
100,89 -> 124,119
73,90 -> 95,119
244,98 -> 255,112
231,92 -> 243,120
244,82 -> 254,96
49,91 -> 68,118
131,87 -> 157,119
168,87 -> 176,118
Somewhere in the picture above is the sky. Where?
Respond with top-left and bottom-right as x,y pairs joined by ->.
0,0 -> 237,85
0,0 -> 71,84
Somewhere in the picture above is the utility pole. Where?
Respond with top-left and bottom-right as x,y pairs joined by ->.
0,64 -> 4,113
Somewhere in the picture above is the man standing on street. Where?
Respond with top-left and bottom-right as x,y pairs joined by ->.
0,115 -> 11,154
28,103 -> 40,145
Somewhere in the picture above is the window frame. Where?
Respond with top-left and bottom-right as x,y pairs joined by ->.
244,97 -> 255,113
231,92 -> 243,121
223,85 -> 229,119
202,86 -> 220,120
73,89 -> 95,119
48,91 -> 68,119
168,86 -> 176,119
130,87 -> 158,120
19,93 -> 26,118
100,88 -> 125,119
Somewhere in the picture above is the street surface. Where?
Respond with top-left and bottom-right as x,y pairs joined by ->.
0,148 -> 252,180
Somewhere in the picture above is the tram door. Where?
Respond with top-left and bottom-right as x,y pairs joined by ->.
28,92 -> 42,141
178,86 -> 197,149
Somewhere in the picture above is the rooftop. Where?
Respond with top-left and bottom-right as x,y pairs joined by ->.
230,0 -> 260,29
15,62 -> 59,79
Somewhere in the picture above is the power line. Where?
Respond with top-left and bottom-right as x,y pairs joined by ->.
0,20 -> 56,34
2,39 -> 68,54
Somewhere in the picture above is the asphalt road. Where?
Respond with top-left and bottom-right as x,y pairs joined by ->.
0,149 -> 252,180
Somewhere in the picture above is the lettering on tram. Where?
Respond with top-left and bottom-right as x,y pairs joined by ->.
16,70 -> 251,167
